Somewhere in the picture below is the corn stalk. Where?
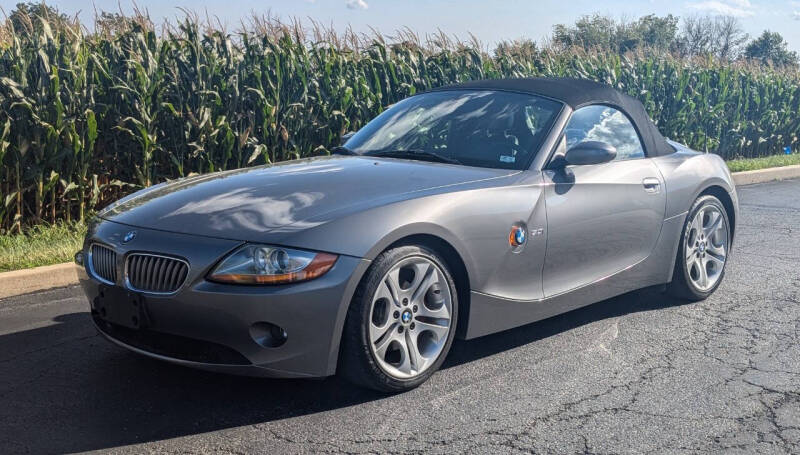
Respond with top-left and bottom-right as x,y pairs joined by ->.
1,14 -> 799,231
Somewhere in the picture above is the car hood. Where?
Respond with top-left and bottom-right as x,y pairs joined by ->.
100,155 -> 517,241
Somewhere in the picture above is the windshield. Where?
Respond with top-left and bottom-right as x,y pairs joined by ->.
344,90 -> 563,170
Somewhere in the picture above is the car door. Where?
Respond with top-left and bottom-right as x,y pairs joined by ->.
541,104 -> 666,297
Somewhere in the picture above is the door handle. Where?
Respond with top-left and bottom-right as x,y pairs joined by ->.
642,177 -> 661,193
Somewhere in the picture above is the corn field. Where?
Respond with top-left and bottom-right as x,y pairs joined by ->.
1,14 -> 800,232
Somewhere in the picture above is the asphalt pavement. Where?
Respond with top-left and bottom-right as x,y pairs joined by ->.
1,179 -> 798,454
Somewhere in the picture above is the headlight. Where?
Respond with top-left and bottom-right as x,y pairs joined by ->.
208,245 -> 338,285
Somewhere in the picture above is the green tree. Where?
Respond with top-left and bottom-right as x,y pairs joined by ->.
7,2 -> 73,35
744,31 -> 799,67
552,13 -> 678,53
628,14 -> 679,51
553,14 -> 616,50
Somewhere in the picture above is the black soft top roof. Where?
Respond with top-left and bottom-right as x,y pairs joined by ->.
431,77 -> 675,157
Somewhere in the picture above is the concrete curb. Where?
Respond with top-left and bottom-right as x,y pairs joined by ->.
731,164 -> 800,186
0,262 -> 79,300
0,167 -> 798,300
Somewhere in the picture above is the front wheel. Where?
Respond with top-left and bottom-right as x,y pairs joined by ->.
667,195 -> 731,301
339,245 -> 458,392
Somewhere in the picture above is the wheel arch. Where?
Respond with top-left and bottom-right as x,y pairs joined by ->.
385,234 -> 472,340
331,232 -> 473,377
664,185 -> 734,299
664,183 -> 736,285
698,185 -> 736,242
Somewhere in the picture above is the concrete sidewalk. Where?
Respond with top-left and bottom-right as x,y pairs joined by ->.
731,164 -> 800,186
0,262 -> 79,300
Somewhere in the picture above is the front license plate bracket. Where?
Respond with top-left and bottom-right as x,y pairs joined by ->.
93,285 -> 150,330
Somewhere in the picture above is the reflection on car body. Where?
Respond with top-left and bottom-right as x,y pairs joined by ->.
78,77 -> 738,392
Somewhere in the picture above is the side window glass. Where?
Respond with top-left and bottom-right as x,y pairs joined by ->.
564,105 -> 645,160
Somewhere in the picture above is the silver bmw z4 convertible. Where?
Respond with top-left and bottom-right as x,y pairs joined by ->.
78,77 -> 738,392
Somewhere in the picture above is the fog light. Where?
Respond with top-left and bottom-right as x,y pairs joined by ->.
74,251 -> 84,266
250,322 -> 288,348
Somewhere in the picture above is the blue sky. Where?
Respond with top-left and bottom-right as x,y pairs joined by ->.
4,0 -> 800,51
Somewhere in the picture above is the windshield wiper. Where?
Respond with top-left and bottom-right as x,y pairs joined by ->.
331,145 -> 357,155
366,149 -> 461,165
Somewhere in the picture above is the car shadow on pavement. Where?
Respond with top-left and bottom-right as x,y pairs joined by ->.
0,287 -> 687,453
444,287 -> 689,368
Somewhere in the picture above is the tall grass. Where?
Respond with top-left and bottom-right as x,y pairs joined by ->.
1,12 -> 799,232
0,221 -> 85,271
726,152 -> 800,172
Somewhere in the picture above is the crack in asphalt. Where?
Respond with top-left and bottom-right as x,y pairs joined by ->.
0,180 -> 799,454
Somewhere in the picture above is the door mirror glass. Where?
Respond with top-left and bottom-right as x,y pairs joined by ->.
564,141 -> 617,165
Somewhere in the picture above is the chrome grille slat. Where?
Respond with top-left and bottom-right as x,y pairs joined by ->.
143,256 -> 151,290
142,256 -> 150,290
90,244 -> 117,284
172,261 -> 182,291
107,247 -> 115,280
162,261 -> 176,293
130,256 -> 138,287
159,258 -> 170,292
178,266 -> 188,290
168,261 -> 180,291
145,256 -> 155,291
153,258 -> 165,292
126,253 -> 188,294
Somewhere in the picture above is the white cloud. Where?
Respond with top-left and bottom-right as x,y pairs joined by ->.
794,11 -> 800,20
346,0 -> 368,10
687,0 -> 755,17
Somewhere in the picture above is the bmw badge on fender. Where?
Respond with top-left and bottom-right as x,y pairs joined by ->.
509,225 -> 527,247
78,78 -> 738,392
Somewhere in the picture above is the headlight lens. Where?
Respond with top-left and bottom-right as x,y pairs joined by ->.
208,245 -> 338,285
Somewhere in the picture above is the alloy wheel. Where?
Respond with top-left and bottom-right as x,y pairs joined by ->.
685,205 -> 728,292
367,256 -> 453,379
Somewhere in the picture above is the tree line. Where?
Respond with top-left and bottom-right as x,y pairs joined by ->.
543,13 -> 798,67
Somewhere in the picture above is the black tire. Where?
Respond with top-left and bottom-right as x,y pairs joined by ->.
667,194 -> 731,301
339,245 -> 459,393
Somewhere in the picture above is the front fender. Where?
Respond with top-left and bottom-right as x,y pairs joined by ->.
276,178 -> 546,299
362,221 -> 476,271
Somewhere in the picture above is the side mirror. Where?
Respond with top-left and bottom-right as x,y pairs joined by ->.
340,131 -> 356,145
564,141 -> 617,166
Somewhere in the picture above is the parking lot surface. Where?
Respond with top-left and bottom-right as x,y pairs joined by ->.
1,179 -> 798,454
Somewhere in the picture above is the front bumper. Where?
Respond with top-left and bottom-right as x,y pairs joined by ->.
80,220 -> 370,378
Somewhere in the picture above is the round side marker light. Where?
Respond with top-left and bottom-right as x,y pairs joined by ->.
509,225 -> 527,247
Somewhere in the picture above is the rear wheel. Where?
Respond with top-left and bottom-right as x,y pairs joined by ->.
667,195 -> 730,301
340,245 -> 458,392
